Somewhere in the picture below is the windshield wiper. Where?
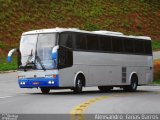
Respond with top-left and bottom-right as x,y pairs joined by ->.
21,50 -> 46,71
23,50 -> 35,71
35,55 -> 46,71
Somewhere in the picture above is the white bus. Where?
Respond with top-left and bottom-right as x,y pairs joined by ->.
8,28 -> 153,94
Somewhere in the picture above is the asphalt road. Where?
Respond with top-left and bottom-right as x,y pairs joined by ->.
0,72 -> 160,119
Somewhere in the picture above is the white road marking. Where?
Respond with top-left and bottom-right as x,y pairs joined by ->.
0,96 -> 13,99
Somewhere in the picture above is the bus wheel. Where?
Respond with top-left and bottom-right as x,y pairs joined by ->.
123,75 -> 138,92
98,86 -> 113,92
40,88 -> 50,94
73,78 -> 83,93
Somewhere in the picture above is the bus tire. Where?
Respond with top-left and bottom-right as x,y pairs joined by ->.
73,77 -> 83,93
40,88 -> 50,94
123,75 -> 138,92
98,86 -> 113,92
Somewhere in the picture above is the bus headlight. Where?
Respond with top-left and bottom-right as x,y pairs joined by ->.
48,81 -> 54,84
48,81 -> 52,84
20,82 -> 26,85
51,81 -> 54,84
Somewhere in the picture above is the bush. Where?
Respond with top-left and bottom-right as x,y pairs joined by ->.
154,60 -> 160,81
84,23 -> 100,31
152,41 -> 160,51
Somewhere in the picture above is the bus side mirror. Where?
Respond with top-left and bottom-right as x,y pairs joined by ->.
52,46 -> 59,60
8,48 -> 17,62
58,46 -> 73,69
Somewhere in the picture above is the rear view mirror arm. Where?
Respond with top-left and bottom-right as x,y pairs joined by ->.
8,48 -> 17,62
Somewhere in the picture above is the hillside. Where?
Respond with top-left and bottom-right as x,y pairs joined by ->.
0,0 -> 160,57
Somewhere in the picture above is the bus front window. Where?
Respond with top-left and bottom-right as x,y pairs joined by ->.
20,34 -> 38,67
36,33 -> 57,70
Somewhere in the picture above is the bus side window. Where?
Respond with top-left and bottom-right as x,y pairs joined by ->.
134,39 -> 145,54
59,33 -> 73,49
99,36 -> 112,52
112,37 -> 124,53
86,34 -> 99,51
58,46 -> 73,69
144,41 -> 152,55
66,35 -> 72,48
124,38 -> 134,54
75,33 -> 86,50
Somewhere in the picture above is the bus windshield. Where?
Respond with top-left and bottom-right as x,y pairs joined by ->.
19,33 -> 57,70
20,34 -> 38,67
36,33 -> 56,70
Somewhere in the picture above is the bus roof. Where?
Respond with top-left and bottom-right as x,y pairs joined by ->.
22,27 -> 151,40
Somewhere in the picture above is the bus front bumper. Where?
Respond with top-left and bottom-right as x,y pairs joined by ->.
18,76 -> 59,88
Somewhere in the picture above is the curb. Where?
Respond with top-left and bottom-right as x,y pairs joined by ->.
148,84 -> 160,86
0,70 -> 17,74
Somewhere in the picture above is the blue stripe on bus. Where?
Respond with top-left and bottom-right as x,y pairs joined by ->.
52,52 -> 57,59
18,76 -> 59,88
8,56 -> 11,63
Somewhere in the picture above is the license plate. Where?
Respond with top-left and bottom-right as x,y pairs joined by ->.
33,82 -> 39,85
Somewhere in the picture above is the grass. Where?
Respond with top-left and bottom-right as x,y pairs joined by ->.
104,19 -> 114,27
152,80 -> 160,84
0,0 -> 160,49
19,15 -> 31,22
84,23 -> 100,31
0,57 -> 17,71
123,20 -> 132,29
0,0 -> 160,71
152,41 -> 160,51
